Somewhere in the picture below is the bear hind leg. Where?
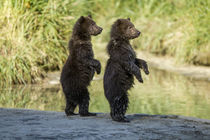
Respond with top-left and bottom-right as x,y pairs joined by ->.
110,94 -> 129,122
79,89 -> 96,117
65,100 -> 78,116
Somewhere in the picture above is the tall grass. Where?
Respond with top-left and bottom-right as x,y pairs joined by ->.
0,0 -> 91,86
131,0 -> 210,65
0,0 -> 209,86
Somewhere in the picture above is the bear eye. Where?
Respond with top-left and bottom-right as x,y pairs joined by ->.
128,26 -> 132,30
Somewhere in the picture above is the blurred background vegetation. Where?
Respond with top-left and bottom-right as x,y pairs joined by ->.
1,69 -> 210,119
0,0 -> 209,86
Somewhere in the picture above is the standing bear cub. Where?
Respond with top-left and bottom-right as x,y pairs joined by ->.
60,15 -> 103,116
104,18 -> 149,122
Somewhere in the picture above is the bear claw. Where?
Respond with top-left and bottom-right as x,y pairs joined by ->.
80,112 -> 97,117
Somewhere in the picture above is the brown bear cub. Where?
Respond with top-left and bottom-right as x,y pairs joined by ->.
103,18 -> 149,122
60,15 -> 103,116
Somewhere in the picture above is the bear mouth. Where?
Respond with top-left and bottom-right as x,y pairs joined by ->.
130,35 -> 139,39
131,33 -> 140,39
92,30 -> 102,36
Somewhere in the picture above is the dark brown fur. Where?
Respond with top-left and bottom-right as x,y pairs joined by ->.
60,15 -> 103,116
103,18 -> 149,122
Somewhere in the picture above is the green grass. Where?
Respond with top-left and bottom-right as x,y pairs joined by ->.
0,0 -> 209,86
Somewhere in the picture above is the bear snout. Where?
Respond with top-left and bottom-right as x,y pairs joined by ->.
92,26 -> 103,35
137,31 -> 141,36
99,27 -> 103,32
96,27 -> 103,34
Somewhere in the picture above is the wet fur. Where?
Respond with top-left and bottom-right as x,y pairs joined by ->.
104,18 -> 149,122
60,15 -> 103,116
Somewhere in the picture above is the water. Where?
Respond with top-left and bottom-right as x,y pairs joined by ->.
1,69 -> 210,119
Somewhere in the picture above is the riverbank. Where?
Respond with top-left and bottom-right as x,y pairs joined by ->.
138,51 -> 210,82
1,66 -> 210,120
43,51 -> 210,86
0,108 -> 210,139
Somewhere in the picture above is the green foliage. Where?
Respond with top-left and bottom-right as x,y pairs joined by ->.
0,0 -> 90,86
131,0 -> 210,65
0,0 -> 209,86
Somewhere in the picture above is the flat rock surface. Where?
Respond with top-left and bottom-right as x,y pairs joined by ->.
1,108 -> 210,140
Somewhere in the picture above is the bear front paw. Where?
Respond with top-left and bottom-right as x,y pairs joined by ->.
141,61 -> 149,75
95,61 -> 101,74
137,76 -> 143,83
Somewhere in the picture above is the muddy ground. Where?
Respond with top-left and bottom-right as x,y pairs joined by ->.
0,108 -> 210,140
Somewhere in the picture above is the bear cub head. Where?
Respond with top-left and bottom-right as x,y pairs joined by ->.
111,18 -> 141,40
76,15 -> 103,36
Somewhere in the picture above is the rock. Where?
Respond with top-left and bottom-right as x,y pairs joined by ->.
0,108 -> 210,140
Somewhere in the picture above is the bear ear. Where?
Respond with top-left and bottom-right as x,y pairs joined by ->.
88,14 -> 92,19
78,16 -> 85,23
127,18 -> 130,21
116,19 -> 122,25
